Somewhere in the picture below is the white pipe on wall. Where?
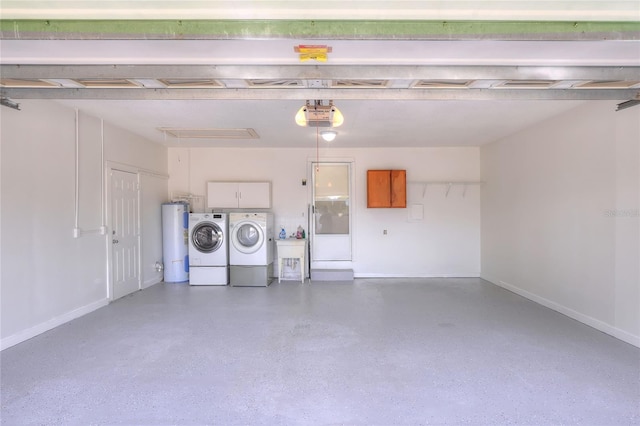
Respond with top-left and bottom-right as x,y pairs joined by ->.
100,119 -> 106,235
73,108 -> 80,238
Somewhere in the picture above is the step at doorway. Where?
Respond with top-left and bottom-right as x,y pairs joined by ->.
310,269 -> 354,281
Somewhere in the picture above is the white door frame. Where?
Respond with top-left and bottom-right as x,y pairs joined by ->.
307,158 -> 356,268
105,162 -> 142,300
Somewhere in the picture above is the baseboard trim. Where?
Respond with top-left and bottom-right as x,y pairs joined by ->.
1,298 -> 109,351
355,273 -> 481,278
142,276 -> 163,289
487,277 -> 640,348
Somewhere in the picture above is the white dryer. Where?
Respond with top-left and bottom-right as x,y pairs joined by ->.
188,213 -> 228,285
229,212 -> 274,286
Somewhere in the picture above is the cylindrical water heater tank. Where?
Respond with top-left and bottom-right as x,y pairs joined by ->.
161,202 -> 189,282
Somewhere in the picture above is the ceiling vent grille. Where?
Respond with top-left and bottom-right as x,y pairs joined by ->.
158,78 -> 221,88
331,79 -> 388,88
496,80 -> 557,88
413,80 -> 473,88
576,80 -> 640,89
158,128 -> 259,139
0,78 -> 59,88
247,79 -> 303,87
74,79 -> 140,88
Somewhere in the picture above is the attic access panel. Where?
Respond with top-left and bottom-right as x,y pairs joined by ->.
158,128 -> 259,139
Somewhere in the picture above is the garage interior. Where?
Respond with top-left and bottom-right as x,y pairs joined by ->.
1,2 -> 639,424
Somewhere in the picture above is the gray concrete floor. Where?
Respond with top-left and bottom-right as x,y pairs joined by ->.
1,278 -> 639,425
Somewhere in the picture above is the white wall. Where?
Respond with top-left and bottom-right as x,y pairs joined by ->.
481,101 -> 639,346
3,98 -> 634,349
141,173 -> 168,288
1,100 -> 168,349
168,146 -> 481,278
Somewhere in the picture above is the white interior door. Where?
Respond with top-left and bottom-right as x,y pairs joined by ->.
110,169 -> 140,300
311,162 -> 352,261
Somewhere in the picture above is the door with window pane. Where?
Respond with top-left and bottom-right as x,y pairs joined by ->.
311,162 -> 352,261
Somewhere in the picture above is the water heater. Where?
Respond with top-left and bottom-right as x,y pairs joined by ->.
161,202 -> 189,282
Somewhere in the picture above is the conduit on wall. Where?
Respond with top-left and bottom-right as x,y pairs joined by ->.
100,119 -> 106,234
170,148 -> 203,210
73,108 -> 80,238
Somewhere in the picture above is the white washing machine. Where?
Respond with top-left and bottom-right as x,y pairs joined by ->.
188,213 -> 228,285
229,212 -> 274,286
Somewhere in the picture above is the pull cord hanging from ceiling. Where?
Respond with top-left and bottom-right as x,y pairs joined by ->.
316,126 -> 320,173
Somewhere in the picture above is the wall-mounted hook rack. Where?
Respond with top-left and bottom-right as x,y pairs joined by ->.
408,181 -> 483,198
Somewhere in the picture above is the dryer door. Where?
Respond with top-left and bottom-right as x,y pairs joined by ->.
191,222 -> 224,253
232,221 -> 265,254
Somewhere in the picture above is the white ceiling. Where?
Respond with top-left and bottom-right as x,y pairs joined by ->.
1,2 -> 638,148
53,98 -> 585,148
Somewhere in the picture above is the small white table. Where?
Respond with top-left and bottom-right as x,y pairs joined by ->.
276,239 -> 306,283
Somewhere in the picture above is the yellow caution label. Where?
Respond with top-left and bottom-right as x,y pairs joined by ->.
299,53 -> 328,62
295,45 -> 332,62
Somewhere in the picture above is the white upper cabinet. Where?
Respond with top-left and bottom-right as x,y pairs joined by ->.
207,182 -> 271,209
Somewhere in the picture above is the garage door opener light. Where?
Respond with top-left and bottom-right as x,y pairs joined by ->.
295,100 -> 344,128
320,130 -> 337,142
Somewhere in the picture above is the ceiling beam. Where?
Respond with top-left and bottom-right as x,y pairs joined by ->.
2,87 -> 638,101
1,19 -> 639,41
3,65 -> 639,81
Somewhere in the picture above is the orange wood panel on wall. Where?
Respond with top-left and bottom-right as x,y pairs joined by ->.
390,170 -> 407,208
367,169 -> 406,208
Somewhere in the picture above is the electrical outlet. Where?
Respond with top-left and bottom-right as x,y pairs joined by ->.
383,229 -> 388,235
